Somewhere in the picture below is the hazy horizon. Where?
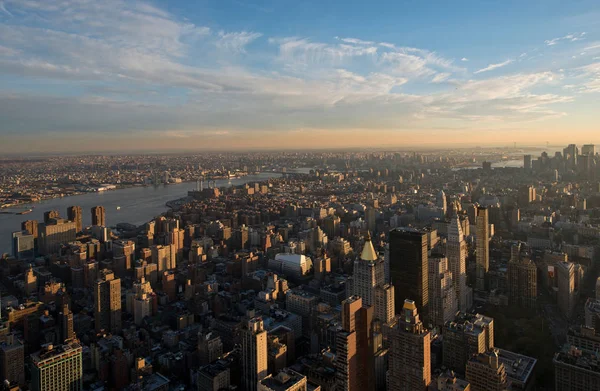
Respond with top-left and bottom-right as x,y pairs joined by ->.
1,0 -> 599,153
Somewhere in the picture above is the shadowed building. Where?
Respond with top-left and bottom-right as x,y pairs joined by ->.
389,228 -> 429,323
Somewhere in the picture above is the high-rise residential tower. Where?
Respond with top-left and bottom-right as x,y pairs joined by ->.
388,299 -> 431,391
428,254 -> 458,329
67,205 -> 83,232
242,317 -> 268,391
94,270 -> 122,334
91,205 -> 106,227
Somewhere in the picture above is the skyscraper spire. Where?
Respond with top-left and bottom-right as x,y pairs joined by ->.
360,231 -> 377,262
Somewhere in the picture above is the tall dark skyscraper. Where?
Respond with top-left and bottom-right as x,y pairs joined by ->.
91,206 -> 106,227
67,205 -> 83,232
389,227 -> 429,324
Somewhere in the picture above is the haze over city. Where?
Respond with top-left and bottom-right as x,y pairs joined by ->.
1,0 -> 600,153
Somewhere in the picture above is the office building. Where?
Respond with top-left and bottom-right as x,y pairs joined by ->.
38,218 -> 77,255
447,215 -> 469,312
443,313 -> 495,374
475,207 -> 489,291
31,340 -> 83,391
465,349 -> 507,391
554,345 -> 600,391
557,261 -> 576,319
389,227 -> 429,321
507,256 -> 537,309
0,335 -> 25,386
91,205 -> 106,227
12,231 -> 35,260
242,317 -> 268,391
94,269 -> 122,334
352,232 -> 386,315
428,254 -> 458,329
388,299 -> 431,391
582,144 -> 596,157
259,369 -> 308,391
67,206 -> 83,232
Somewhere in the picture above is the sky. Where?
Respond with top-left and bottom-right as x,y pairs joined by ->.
1,0 -> 600,153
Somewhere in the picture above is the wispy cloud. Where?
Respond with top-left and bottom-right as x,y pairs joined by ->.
0,1 -> 13,17
474,59 -> 513,74
216,31 -> 262,53
337,37 -> 375,45
461,57 -> 469,62
545,32 -> 586,46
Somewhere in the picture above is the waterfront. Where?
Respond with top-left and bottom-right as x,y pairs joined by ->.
0,173 -> 282,254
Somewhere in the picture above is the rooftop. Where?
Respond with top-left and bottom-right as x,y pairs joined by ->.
31,340 -> 82,366
497,348 -> 537,385
259,369 -> 306,391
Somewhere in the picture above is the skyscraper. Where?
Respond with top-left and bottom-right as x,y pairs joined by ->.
31,340 -> 83,391
59,304 -> 75,343
91,205 -> 106,227
447,215 -> 469,312
94,269 -> 122,334
389,228 -> 429,322
374,284 -> 395,325
67,205 -> 83,232
475,207 -> 489,291
582,144 -> 596,157
242,317 -> 268,391
388,299 -> 431,391
352,232 -> 385,307
335,296 -> 373,391
428,254 -> 458,329
523,154 -> 532,171
437,190 -> 447,216
507,255 -> 537,309
557,261 -> 576,319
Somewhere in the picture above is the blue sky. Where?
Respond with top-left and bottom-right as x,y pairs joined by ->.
1,0 -> 599,152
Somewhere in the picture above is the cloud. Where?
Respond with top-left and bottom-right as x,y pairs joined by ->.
461,57 -> 469,62
338,37 -> 375,45
0,1 -> 13,17
474,59 -> 513,74
545,32 -> 586,46
216,31 -> 262,53
432,73 -> 451,83
0,0 -> 578,145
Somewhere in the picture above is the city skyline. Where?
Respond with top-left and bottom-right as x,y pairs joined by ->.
1,0 -> 600,153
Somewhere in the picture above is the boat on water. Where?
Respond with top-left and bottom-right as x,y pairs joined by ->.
17,209 -> 33,215
116,206 -> 121,210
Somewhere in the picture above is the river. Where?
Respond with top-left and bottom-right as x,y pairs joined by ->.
0,173 -> 282,254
